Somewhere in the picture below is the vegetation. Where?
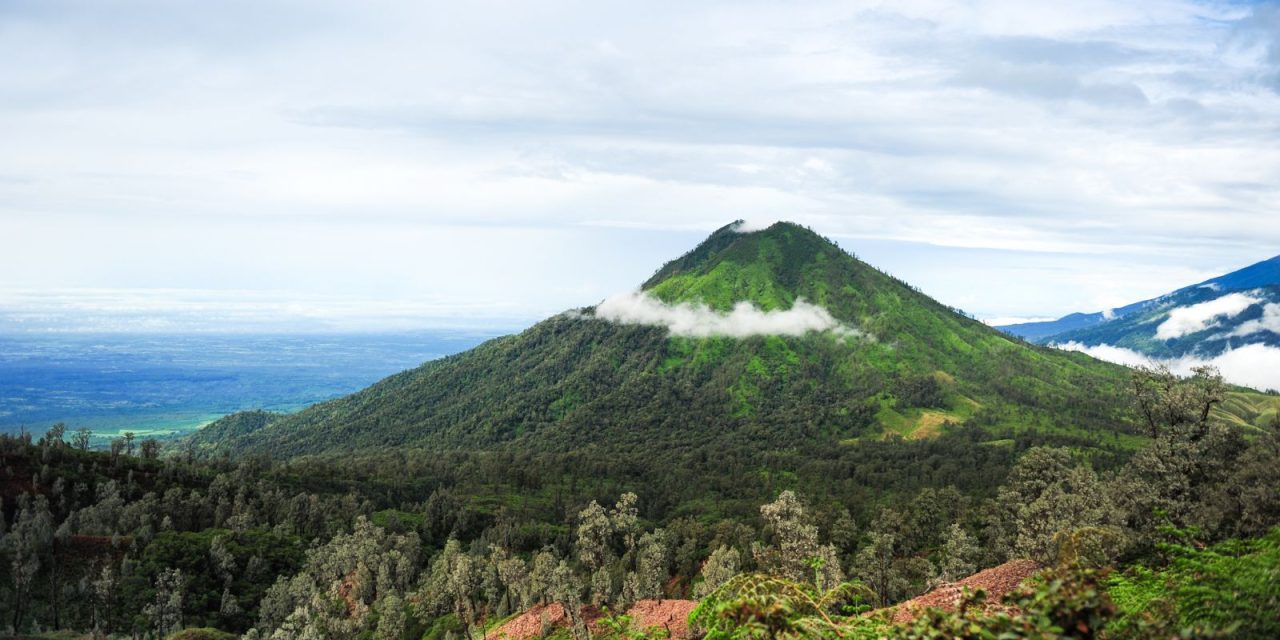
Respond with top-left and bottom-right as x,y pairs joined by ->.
3,223 -> 1278,637
1,363 -> 1278,638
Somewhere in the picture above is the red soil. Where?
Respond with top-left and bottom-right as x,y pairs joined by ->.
486,599 -> 698,640
486,603 -> 567,640
623,599 -> 698,638
888,559 -> 1041,624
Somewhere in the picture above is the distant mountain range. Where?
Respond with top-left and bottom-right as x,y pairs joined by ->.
998,254 -> 1280,348
190,222 -> 1280,461
998,255 -> 1280,390
998,254 -> 1280,355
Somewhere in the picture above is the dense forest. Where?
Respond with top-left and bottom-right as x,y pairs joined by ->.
3,365 -> 1279,638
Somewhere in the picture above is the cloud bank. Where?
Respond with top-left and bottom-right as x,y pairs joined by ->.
1058,341 -> 1280,392
2,1 -> 1278,324
1155,292 -> 1261,339
593,291 -> 861,339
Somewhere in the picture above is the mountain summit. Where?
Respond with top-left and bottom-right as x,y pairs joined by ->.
194,222 -> 1156,459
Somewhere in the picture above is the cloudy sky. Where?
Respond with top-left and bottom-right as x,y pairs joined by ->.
2,0 -> 1278,331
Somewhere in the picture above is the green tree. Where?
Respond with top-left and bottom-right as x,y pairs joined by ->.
938,523 -> 979,582
696,545 -> 741,598
72,426 -> 92,451
375,590 -> 405,640
624,528 -> 670,603
854,531 -> 896,607
753,491 -> 821,583
144,567 -> 186,638
4,494 -> 53,632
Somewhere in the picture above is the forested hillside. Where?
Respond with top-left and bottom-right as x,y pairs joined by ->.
2,366 -> 1278,638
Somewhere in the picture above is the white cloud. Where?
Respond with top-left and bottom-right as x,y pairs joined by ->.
730,219 -> 777,233
592,291 -> 862,339
1227,302 -> 1280,338
1155,292 -> 1261,339
1058,341 -> 1280,392
1102,308 -> 1116,320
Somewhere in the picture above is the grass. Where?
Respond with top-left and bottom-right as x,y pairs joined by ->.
1214,391 -> 1280,433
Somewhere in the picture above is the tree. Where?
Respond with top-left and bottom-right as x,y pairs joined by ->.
612,492 -> 641,558
44,422 -> 66,448
141,438 -> 161,460
1131,365 -> 1224,438
1014,465 -> 1117,565
753,490 -> 821,583
528,550 -> 558,607
144,567 -> 186,638
552,560 -> 589,640
72,427 -> 92,451
493,546 -> 530,612
124,431 -> 136,456
1117,366 -> 1244,540
210,534 -> 238,586
625,528 -> 670,603
695,545 -> 741,598
854,531 -> 896,607
448,552 -> 482,639
375,590 -> 405,640
220,585 -> 242,618
939,523 -> 979,582
989,447 -> 1075,559
829,508 -> 858,557
90,561 -> 118,637
576,500 -> 615,605
4,494 -> 53,632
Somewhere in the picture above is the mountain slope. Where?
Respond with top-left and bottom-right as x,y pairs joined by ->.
193,222 -> 1142,459
998,255 -> 1280,347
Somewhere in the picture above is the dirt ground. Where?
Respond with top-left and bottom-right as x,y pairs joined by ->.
485,599 -> 698,640
888,559 -> 1041,623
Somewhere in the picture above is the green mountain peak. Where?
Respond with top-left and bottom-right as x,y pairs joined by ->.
642,220 -> 868,313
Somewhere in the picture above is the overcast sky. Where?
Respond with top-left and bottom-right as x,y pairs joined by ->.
2,0 -> 1278,332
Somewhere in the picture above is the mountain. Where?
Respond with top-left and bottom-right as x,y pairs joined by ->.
193,221 -> 1165,463
997,255 -> 1280,360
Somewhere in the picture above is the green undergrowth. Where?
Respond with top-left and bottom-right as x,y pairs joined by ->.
1106,527 -> 1280,638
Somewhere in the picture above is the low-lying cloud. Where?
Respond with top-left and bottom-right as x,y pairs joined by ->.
729,219 -> 777,233
1227,302 -> 1280,338
1058,341 -> 1280,392
593,291 -> 862,340
1155,292 -> 1261,339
